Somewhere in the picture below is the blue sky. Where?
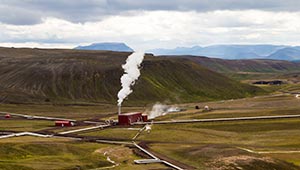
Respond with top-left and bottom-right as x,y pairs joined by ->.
0,0 -> 300,50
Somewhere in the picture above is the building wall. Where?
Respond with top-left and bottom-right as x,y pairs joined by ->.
118,112 -> 143,125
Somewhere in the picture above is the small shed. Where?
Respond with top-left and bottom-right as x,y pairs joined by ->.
118,112 -> 147,125
5,114 -> 11,118
55,120 -> 75,127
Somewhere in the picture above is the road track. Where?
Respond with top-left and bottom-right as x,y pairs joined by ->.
134,114 -> 300,125
58,124 -> 110,135
0,111 -> 76,121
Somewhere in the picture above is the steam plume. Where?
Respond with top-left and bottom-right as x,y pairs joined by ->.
148,103 -> 181,119
117,51 -> 145,108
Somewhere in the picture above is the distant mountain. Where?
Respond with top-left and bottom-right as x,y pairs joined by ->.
148,45 -> 300,61
150,46 -> 203,56
75,42 -> 133,52
267,47 -> 300,60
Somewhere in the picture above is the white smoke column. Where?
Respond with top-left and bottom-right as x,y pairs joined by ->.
117,51 -> 145,110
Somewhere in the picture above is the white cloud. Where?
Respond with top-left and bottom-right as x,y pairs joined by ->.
1,10 -> 300,50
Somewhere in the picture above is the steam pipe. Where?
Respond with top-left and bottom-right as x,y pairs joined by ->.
118,105 -> 121,115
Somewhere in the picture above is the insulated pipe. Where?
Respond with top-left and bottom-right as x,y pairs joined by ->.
118,105 -> 121,115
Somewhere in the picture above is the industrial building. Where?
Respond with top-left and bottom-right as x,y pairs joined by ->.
118,112 -> 148,125
55,120 -> 75,127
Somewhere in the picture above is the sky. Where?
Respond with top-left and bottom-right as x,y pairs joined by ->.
1,0 -> 300,50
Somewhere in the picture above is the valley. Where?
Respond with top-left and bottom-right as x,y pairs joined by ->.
0,47 -> 299,169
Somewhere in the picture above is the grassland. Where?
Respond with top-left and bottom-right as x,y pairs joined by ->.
80,127 -> 142,140
0,120 -> 52,132
0,47 -> 299,169
134,93 -> 300,169
0,90 -> 299,169
0,136 -> 168,170
0,137 -> 112,170
75,92 -> 300,169
0,104 -> 143,120
0,89 -> 299,169
179,56 -> 300,76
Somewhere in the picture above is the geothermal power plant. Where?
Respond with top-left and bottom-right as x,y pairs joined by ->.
116,51 -> 148,125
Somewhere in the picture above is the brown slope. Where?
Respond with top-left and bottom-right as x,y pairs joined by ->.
0,47 -> 263,104
159,55 -> 300,73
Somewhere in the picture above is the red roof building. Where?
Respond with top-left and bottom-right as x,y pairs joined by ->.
5,114 -> 11,118
55,120 -> 75,127
118,112 -> 147,125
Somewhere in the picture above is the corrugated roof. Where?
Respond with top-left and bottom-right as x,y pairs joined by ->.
119,112 -> 142,116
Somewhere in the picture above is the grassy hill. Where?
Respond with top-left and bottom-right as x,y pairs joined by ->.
0,47 -> 263,105
159,55 -> 300,80
162,55 -> 300,73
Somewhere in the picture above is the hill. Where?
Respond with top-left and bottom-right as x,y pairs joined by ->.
158,55 -> 300,81
172,56 -> 300,73
149,44 -> 300,61
268,47 -> 300,60
0,47 -> 263,104
74,42 -> 133,52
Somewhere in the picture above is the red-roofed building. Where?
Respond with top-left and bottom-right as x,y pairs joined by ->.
118,112 -> 147,125
55,120 -> 75,127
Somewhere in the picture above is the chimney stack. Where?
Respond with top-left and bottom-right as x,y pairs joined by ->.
118,105 -> 121,115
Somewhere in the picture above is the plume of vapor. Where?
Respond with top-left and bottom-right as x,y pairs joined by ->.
147,103 -> 181,119
117,51 -> 145,106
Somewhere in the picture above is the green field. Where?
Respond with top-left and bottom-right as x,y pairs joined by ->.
0,137 -> 111,170
135,118 -> 300,169
0,104 -> 143,120
0,137 -> 167,170
80,127 -> 142,140
0,88 -> 300,169
0,120 -> 52,132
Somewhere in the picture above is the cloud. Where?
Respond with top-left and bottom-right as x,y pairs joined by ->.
1,10 -> 300,50
0,4 -> 42,25
0,0 -> 300,25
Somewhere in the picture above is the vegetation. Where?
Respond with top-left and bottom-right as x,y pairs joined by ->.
0,137 -> 112,170
179,56 -> 300,73
165,56 -> 300,81
80,127 -> 141,140
0,47 -> 263,105
0,47 -> 299,169
0,93 -> 299,169
0,120 -> 52,132
0,136 -> 167,170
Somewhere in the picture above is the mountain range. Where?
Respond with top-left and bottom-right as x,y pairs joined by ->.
75,42 -> 133,52
148,45 -> 300,61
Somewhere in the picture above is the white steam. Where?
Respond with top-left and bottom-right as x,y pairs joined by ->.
148,103 -> 181,119
117,51 -> 145,106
